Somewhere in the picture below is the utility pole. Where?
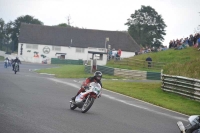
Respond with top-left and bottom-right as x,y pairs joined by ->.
67,15 -> 71,26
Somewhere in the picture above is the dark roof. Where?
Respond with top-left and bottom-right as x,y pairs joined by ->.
19,23 -> 140,52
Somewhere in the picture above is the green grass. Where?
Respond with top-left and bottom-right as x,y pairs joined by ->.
106,60 -> 161,72
129,47 -> 199,63
163,58 -> 200,78
0,56 -> 4,61
36,65 -> 121,79
103,81 -> 200,115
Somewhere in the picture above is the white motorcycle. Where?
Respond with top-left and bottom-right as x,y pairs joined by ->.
177,115 -> 200,133
70,82 -> 102,113
14,62 -> 19,74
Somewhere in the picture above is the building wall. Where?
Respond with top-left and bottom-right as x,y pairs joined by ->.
17,43 -> 108,65
121,51 -> 135,58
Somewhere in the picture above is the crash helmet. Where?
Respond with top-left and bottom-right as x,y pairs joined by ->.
94,71 -> 102,81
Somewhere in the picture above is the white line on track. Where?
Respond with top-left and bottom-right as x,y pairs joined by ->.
39,73 -> 55,76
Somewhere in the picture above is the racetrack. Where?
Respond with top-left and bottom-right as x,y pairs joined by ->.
0,62 -> 188,133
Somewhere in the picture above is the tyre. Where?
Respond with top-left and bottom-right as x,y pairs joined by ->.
70,102 -> 77,110
14,67 -> 17,74
81,97 -> 94,113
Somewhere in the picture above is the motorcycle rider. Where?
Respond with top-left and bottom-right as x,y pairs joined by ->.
12,57 -> 21,71
185,125 -> 200,133
71,71 -> 103,101
185,116 -> 200,133
4,57 -> 9,68
179,116 -> 200,133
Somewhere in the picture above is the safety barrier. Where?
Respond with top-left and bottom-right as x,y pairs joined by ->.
114,68 -> 146,79
85,65 -> 161,80
51,58 -> 83,65
162,74 -> 200,101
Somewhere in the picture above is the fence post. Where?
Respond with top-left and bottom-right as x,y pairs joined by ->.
161,69 -> 163,80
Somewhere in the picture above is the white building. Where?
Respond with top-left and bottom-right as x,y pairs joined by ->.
18,23 -> 140,65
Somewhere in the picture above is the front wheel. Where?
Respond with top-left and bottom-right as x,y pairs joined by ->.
14,67 -> 17,74
70,102 -> 77,110
81,97 -> 94,113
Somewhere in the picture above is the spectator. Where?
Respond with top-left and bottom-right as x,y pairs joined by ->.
108,50 -> 112,60
184,37 -> 189,45
197,34 -> 200,50
112,49 -> 117,59
180,38 -> 184,44
169,40 -> 173,48
172,39 -> 176,47
148,47 -> 151,52
135,50 -> 138,55
193,33 -> 198,47
151,47 -> 155,52
117,49 -> 122,60
189,34 -> 194,46
146,56 -> 152,68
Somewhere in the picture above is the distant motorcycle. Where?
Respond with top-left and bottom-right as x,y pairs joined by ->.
177,115 -> 200,133
70,82 -> 102,113
13,62 -> 19,74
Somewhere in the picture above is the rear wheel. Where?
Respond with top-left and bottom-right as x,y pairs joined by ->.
81,97 -> 94,113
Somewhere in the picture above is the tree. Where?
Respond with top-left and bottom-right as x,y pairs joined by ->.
0,18 -> 5,50
9,15 -> 43,51
56,23 -> 71,27
125,5 -> 167,48
55,23 -> 80,29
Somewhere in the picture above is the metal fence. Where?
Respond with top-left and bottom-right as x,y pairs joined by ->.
162,74 -> 200,101
51,58 -> 83,65
112,59 -> 166,70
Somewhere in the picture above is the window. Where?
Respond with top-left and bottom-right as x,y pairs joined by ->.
26,44 -> 32,49
76,48 -> 84,53
94,54 -> 103,60
26,44 -> 38,49
98,48 -> 105,51
52,46 -> 61,51
32,45 -> 38,49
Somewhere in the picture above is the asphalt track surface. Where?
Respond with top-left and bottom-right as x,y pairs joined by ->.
0,62 -> 188,133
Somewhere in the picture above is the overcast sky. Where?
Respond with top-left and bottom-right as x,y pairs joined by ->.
0,0 -> 200,47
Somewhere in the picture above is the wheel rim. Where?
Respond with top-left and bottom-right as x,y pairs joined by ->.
82,98 -> 90,111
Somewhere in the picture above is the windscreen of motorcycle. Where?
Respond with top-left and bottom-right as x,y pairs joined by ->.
188,115 -> 200,126
89,82 -> 101,95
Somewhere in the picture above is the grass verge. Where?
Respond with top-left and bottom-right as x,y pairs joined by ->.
0,56 -> 4,61
103,81 -> 200,115
36,65 -> 121,79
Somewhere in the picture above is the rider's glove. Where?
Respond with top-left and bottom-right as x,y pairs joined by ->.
84,86 -> 89,90
98,94 -> 101,98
